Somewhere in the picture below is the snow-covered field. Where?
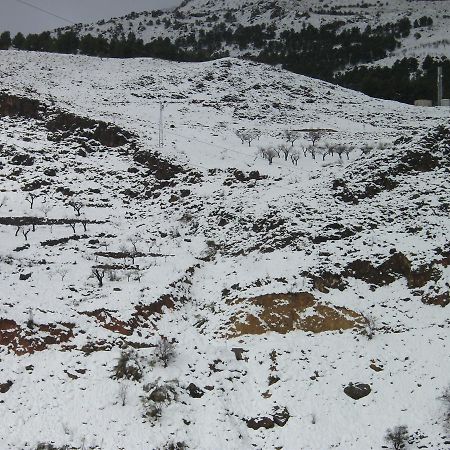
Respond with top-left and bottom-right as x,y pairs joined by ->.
0,50 -> 449,449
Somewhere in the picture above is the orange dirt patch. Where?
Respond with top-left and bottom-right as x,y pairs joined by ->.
228,292 -> 365,337
0,319 -> 75,355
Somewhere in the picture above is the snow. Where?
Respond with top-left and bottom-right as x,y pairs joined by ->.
0,50 -> 449,449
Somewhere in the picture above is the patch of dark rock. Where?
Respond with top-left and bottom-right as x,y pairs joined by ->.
47,112 -> 131,147
14,244 -> 30,252
10,153 -> 34,166
19,273 -> 31,281
22,179 -> 50,191
186,383 -> 204,398
344,382 -> 371,400
43,168 -> 57,177
134,149 -> 184,180
422,292 -> 449,307
41,234 -> 88,247
272,407 -> 290,426
0,93 -> 42,119
311,271 -> 347,293
246,417 -> 274,430
0,380 -> 13,394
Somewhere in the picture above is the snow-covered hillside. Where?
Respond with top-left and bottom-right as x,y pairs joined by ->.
0,51 -> 449,450
65,0 -> 450,63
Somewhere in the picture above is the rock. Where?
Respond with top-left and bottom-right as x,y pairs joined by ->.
246,416 -> 274,430
272,407 -> 290,426
10,153 -> 34,166
43,168 -> 57,177
231,347 -> 247,361
19,273 -> 32,281
149,387 -> 170,403
344,382 -> 371,400
186,383 -> 204,398
0,381 -> 13,393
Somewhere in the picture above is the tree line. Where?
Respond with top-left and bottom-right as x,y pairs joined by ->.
0,14 -> 445,104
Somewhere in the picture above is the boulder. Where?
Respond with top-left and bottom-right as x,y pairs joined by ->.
344,382 -> 371,400
186,383 -> 204,398
0,381 -> 13,394
246,416 -> 274,430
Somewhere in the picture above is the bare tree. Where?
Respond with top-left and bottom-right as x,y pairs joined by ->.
26,193 -> 39,209
283,130 -> 302,147
92,268 -> 105,287
360,144 -> 373,156
315,146 -> 329,161
57,267 -> 69,281
335,145 -> 346,160
441,385 -> 450,427
307,130 -> 325,147
290,150 -> 300,166
155,336 -> 176,368
278,143 -> 291,161
69,222 -> 77,234
344,145 -> 354,160
236,129 -> 261,146
119,384 -> 128,406
15,225 -> 21,237
307,145 -> 317,160
384,425 -> 409,450
68,200 -> 83,216
258,146 -> 278,165
22,227 -> 31,241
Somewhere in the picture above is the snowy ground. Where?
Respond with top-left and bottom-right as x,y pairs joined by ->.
0,51 -> 449,449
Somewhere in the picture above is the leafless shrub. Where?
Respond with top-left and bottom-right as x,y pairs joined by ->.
362,313 -> 377,340
119,384 -> 128,406
57,267 -> 69,281
155,336 -> 176,368
384,425 -> 409,449
141,378 -> 178,422
113,351 -> 142,381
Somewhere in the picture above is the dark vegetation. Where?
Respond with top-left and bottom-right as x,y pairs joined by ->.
0,14 -> 447,104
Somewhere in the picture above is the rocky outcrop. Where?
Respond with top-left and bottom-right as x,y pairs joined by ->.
0,93 -> 42,119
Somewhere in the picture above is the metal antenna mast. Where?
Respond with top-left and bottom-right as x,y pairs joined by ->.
159,101 -> 165,147
437,66 -> 443,107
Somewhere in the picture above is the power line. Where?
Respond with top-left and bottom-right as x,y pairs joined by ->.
13,0 -> 76,25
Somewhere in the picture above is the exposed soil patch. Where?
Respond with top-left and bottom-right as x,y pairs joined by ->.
0,93 -> 42,119
228,292 -> 365,337
0,319 -> 75,355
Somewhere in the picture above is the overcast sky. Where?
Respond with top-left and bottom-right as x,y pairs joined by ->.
0,0 -> 181,34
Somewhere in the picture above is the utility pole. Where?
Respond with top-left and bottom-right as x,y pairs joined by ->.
437,66 -> 443,106
158,101 -> 165,147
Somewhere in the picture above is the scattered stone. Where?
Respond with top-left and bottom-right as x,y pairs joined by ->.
19,273 -> 32,281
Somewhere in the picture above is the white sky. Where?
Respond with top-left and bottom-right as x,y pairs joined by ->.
0,0 -> 181,34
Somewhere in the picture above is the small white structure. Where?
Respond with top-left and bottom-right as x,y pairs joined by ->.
441,99 -> 450,107
414,99 -> 433,107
